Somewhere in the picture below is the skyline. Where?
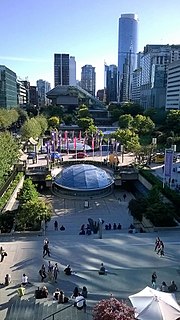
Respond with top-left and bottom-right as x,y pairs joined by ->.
1,0 -> 180,91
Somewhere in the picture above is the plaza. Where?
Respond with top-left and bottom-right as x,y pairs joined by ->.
0,185 -> 180,319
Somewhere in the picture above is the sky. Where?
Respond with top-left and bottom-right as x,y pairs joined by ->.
1,0 -> 180,92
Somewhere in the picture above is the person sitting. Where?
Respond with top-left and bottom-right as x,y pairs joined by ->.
41,286 -> 48,298
60,225 -> 65,231
72,286 -> 79,298
22,273 -> 28,285
117,223 -> 122,230
64,265 -> 72,275
99,263 -> 106,275
105,224 -> 109,230
79,225 -> 85,235
53,288 -> 60,301
168,280 -> 178,293
74,292 -> 86,311
5,274 -> 11,286
160,281 -> 168,292
81,286 -> 88,299
113,223 -> 117,230
108,223 -> 112,230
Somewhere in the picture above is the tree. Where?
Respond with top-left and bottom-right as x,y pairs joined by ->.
20,118 -> 42,140
93,298 -> 135,320
63,114 -> 73,125
121,102 -> 144,116
119,114 -> 133,129
166,110 -> 180,134
113,128 -> 140,151
48,116 -> 60,129
18,178 -> 39,204
132,115 -> 155,134
128,198 -> 147,222
0,132 -> 19,187
36,115 -> 48,135
77,104 -> 90,118
77,117 -> 94,131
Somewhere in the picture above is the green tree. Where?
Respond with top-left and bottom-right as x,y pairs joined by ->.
128,198 -> 146,222
119,114 -> 133,129
132,115 -> 155,134
63,114 -> 73,125
113,128 -> 140,151
20,118 -> 42,140
0,132 -> 19,187
77,104 -> 90,118
77,117 -> 94,131
88,124 -> 98,136
166,110 -> 180,133
18,178 -> 39,204
48,116 -> 60,129
36,115 -> 48,135
121,102 -> 144,116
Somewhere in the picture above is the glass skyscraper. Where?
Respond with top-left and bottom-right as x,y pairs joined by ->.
0,66 -> 17,108
118,14 -> 138,102
54,54 -> 69,87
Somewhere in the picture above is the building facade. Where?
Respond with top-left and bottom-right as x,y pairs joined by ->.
69,56 -> 76,86
81,65 -> 96,96
17,80 -> 27,107
37,79 -> 51,107
29,86 -> 38,106
105,64 -> 118,104
54,53 -> 69,87
118,13 -> 138,102
0,65 -> 17,108
166,60 -> 180,110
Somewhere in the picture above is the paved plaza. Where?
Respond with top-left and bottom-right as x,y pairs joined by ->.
0,187 -> 180,319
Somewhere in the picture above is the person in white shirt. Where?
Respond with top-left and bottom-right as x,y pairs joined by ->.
75,293 -> 86,311
22,273 -> 28,285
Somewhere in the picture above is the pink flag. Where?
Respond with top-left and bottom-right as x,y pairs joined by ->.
74,137 -> 77,150
92,137 -> 94,150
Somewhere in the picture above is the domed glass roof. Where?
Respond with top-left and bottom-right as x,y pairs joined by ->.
54,164 -> 114,191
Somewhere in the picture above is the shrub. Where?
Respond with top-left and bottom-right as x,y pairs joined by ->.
93,298 -> 135,320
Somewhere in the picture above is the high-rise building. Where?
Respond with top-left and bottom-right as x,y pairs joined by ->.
118,14 -> 138,102
69,56 -> 76,86
166,60 -> 180,110
29,86 -> 38,106
105,65 -> 118,104
81,65 -> 96,96
17,80 -> 27,107
37,79 -> 51,107
0,65 -> 17,108
54,54 -> 69,87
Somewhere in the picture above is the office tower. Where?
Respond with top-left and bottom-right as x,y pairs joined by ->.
29,86 -> 38,106
131,68 -> 142,105
166,60 -> 180,110
81,65 -> 96,96
105,65 -> 118,104
0,65 -> 17,108
69,56 -> 76,86
54,53 -> 69,87
20,80 -> 30,105
118,14 -> 138,102
37,79 -> 51,107
17,80 -> 27,107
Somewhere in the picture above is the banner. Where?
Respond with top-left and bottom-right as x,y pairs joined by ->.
164,149 -> 173,178
92,136 -> 94,150
74,137 -> 77,150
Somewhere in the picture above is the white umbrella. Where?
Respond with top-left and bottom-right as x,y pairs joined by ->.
129,286 -> 180,320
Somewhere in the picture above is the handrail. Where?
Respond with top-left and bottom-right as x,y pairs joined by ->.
42,302 -> 73,320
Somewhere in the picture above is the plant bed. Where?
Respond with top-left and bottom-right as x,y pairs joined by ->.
0,210 -> 17,233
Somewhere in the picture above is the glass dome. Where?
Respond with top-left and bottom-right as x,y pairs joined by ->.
53,164 -> 114,191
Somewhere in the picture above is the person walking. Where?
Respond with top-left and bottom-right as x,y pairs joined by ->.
154,237 -> 161,251
151,271 -> 157,289
39,264 -> 46,282
157,241 -> 164,257
43,242 -> 50,258
47,261 -> 54,281
123,193 -> 127,201
53,263 -> 59,283
0,246 -> 7,262
54,220 -> 58,231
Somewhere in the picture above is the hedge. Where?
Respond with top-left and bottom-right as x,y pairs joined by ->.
0,172 -> 24,211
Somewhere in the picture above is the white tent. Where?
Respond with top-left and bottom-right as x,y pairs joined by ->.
61,142 -> 91,151
129,286 -> 180,320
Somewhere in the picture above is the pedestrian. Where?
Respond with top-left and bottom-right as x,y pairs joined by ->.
43,242 -> 50,258
47,261 -> 54,281
154,237 -> 161,251
54,220 -> 58,231
53,263 -> 59,283
39,264 -> 46,282
157,241 -> 164,257
4,274 -> 11,286
22,273 -> 28,285
151,271 -> 157,289
0,246 -> 7,262
123,193 -> 127,201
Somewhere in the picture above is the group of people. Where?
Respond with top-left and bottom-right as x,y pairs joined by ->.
54,220 -> 65,231
151,271 -> 177,292
39,261 -> 59,283
105,223 -> 122,231
154,237 -> 165,257
79,224 -> 92,235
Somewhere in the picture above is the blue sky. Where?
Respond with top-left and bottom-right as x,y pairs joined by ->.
1,0 -> 180,91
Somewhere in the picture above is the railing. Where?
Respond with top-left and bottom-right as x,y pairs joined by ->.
42,303 -> 73,320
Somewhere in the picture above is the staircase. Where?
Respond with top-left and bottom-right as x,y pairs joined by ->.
5,297 -> 93,320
